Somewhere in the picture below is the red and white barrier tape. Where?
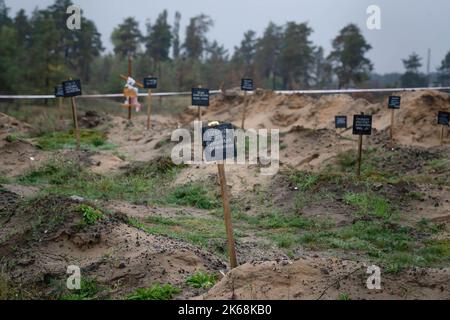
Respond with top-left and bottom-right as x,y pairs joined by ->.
0,87 -> 449,100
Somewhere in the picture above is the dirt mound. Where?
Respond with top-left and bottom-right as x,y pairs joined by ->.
392,91 -> 450,146
195,90 -> 450,148
106,115 -> 179,162
0,193 -> 225,299
0,112 -> 31,138
0,139 -> 47,178
200,257 -> 450,300
78,111 -> 110,129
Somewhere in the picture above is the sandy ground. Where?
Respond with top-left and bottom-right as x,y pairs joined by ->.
1,90 -> 449,300
200,258 -> 450,300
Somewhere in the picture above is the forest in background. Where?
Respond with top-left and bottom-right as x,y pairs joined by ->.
1,0 -> 450,95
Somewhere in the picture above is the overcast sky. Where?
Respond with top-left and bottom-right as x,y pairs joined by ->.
5,0 -> 450,74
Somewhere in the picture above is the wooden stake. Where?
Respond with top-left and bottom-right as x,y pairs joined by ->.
217,163 -> 238,269
357,134 -> 363,178
128,56 -> 132,121
70,97 -> 80,151
198,85 -> 202,122
441,125 -> 445,145
58,97 -> 63,110
390,108 -> 395,146
241,90 -> 248,129
147,89 -> 152,130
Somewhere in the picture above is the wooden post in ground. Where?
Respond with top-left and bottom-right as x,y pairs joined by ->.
198,85 -> 202,122
390,108 -> 395,146
241,90 -> 248,129
70,96 -> 80,151
127,55 -> 132,121
147,89 -> 152,130
357,133 -> 363,178
441,125 -> 445,145
217,163 -> 238,269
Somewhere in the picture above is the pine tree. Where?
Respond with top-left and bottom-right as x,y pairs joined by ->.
145,10 -> 172,78
232,30 -> 257,79
111,17 -> 142,58
438,51 -> 450,86
183,14 -> 213,60
172,11 -> 181,59
255,22 -> 282,89
279,22 -> 314,89
327,24 -> 373,88
401,53 -> 427,87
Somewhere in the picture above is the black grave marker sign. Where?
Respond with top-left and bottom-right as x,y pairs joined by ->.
192,88 -> 210,107
54,85 -> 64,98
62,79 -> 82,98
143,77 -> 158,89
335,116 -> 348,129
241,78 -> 254,91
202,123 -> 237,162
353,114 -> 373,135
438,111 -> 450,126
388,96 -> 401,109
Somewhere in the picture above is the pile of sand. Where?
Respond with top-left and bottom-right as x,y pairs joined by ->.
0,112 -> 31,138
194,90 -> 450,147
200,257 -> 450,300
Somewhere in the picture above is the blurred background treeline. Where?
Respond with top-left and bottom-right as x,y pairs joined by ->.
1,0 -> 450,95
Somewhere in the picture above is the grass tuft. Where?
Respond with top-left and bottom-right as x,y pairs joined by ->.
126,284 -> 180,300
186,271 -> 217,289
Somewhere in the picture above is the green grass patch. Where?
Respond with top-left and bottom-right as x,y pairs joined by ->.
126,284 -> 180,300
19,159 -> 83,185
0,173 -> 9,184
288,171 -> 321,192
186,271 -> 217,289
297,220 -> 449,271
165,183 -> 220,210
343,192 -> 392,219
5,134 -> 19,143
234,209 -> 330,232
18,157 -> 185,204
334,148 -> 401,183
129,215 -> 228,250
416,219 -> 445,234
426,159 -> 449,173
36,129 -> 114,151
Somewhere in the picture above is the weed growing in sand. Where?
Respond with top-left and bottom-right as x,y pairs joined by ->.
337,150 -> 358,168
407,191 -> 425,201
0,173 -> 9,184
416,219 -> 445,234
288,171 -> 320,192
338,293 -> 351,300
60,278 -> 102,300
35,129 -> 115,151
77,204 -> 104,225
5,134 -> 19,143
426,159 -> 449,173
0,269 -> 9,299
126,284 -> 180,300
272,233 -> 297,248
186,271 -> 217,289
